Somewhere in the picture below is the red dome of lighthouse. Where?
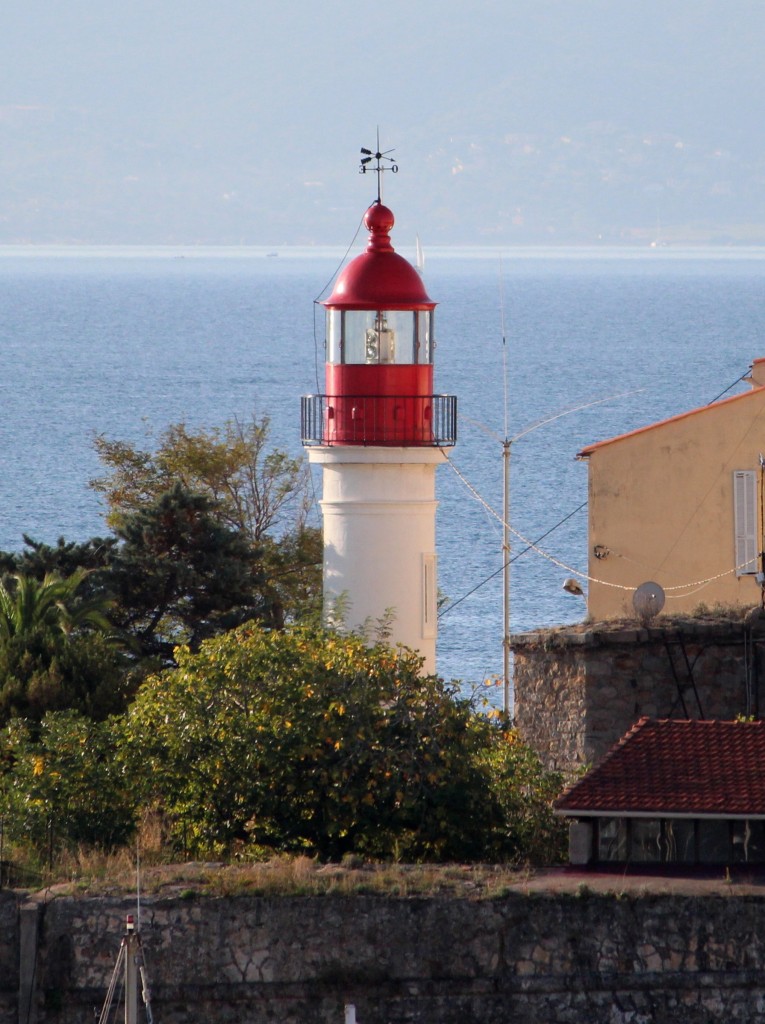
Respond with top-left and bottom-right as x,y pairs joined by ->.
324,203 -> 435,311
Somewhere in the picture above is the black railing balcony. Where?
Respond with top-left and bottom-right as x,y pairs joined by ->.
301,394 -> 457,447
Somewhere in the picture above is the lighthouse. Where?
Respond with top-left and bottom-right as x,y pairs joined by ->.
301,167 -> 456,673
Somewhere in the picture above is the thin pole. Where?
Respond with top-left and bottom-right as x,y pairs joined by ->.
503,438 -> 511,719
499,257 -> 511,720
125,921 -> 138,1024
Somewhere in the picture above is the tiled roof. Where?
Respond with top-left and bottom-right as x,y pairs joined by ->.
555,718 -> 765,817
577,383 -> 765,458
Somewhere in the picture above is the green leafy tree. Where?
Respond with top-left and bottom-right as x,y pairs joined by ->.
478,729 -> 568,864
92,414 -> 307,539
259,527 -> 324,625
91,415 -> 322,622
0,712 -> 136,853
121,624 -> 500,861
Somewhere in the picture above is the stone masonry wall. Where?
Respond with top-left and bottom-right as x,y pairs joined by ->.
512,619 -> 765,772
6,890 -> 765,1023
0,893 -> 17,1024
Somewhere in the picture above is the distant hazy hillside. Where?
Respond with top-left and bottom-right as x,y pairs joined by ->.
1,0 -> 763,245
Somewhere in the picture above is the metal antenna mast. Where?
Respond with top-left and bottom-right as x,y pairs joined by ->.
360,129 -> 398,203
499,258 -> 512,721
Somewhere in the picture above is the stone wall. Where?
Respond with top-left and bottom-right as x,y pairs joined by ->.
0,893 -> 17,1024
512,618 -> 765,772
7,890 -> 765,1023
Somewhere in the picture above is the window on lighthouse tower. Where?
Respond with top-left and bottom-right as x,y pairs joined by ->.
327,309 -> 434,365
365,312 -> 396,364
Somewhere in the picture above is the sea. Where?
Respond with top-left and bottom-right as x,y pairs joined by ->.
2,243 -> 765,693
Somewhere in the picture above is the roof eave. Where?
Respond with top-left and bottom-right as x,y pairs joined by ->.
576,384 -> 765,459
556,808 -> 765,820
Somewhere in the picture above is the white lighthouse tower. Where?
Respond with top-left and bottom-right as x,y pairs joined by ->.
301,169 -> 456,673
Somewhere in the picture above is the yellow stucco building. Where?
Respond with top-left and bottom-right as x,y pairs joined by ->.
579,357 -> 765,620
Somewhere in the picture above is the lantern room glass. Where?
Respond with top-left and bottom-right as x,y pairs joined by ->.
326,310 -> 433,365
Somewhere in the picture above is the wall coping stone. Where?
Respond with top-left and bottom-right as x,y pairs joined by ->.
511,617 -> 762,651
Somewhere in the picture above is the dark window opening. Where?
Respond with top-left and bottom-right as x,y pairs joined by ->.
592,818 -> 765,866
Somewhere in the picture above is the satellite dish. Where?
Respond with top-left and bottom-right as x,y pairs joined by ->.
633,581 -> 665,623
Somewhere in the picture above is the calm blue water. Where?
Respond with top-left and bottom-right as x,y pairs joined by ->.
1,244 -> 765,687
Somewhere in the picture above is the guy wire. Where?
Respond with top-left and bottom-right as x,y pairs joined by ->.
439,501 -> 587,619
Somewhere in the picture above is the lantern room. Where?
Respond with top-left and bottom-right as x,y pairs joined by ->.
326,307 -> 434,368
301,201 -> 456,447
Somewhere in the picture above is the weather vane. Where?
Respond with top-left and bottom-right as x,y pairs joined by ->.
359,131 -> 398,203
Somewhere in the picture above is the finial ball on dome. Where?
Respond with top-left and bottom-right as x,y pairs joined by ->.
365,203 -> 395,233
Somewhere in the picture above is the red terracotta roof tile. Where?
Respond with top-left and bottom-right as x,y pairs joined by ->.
555,718 -> 765,817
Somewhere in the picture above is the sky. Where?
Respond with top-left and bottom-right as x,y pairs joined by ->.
1,0 -> 765,245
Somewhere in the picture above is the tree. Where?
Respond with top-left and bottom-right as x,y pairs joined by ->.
478,729 -> 568,864
91,415 -> 322,622
121,624 -> 500,861
0,569 -> 112,642
109,483 -> 276,661
0,570 -> 130,724
92,414 -> 310,541
9,535 -> 117,598
259,527 -> 324,625
0,712 -> 136,853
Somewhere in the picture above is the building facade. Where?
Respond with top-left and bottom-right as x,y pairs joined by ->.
579,357 -> 765,620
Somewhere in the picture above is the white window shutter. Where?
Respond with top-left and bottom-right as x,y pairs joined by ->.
734,470 -> 758,576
